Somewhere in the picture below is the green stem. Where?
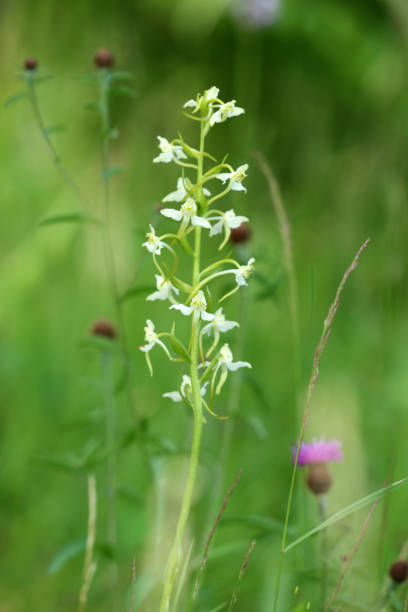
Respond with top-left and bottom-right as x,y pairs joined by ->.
318,496 -> 328,610
27,76 -> 88,211
102,351 -> 119,612
159,118 -> 206,612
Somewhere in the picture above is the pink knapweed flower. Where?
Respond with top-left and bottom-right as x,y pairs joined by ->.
292,438 -> 343,467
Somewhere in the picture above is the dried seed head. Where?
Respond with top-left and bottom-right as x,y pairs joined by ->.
230,223 -> 251,244
24,58 -> 38,71
91,318 -> 117,340
306,463 -> 333,495
389,560 -> 408,583
94,48 -> 114,69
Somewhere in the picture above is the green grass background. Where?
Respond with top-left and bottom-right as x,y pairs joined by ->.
1,0 -> 408,609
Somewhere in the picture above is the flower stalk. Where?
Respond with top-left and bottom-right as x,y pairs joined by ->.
139,87 -> 253,611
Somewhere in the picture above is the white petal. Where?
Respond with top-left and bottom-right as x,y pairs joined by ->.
203,187 -> 211,197
201,311 -> 215,322
170,303 -> 193,316
163,391 -> 183,402
161,208 -> 183,221
209,109 -> 222,126
228,360 -> 252,371
183,99 -> 198,109
215,172 -> 231,184
163,189 -> 185,203
146,291 -> 162,302
153,151 -> 172,164
140,343 -> 154,352
209,220 -> 223,236
231,182 -> 247,192
228,215 -> 248,229
201,322 -> 212,335
192,216 -> 211,229
218,320 -> 239,332
235,274 -> 248,286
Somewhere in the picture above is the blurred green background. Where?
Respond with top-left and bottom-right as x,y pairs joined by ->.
1,0 -> 408,610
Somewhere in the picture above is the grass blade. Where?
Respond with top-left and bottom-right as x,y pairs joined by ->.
284,476 -> 408,553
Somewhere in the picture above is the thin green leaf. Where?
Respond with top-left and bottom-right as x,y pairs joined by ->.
84,101 -> 100,112
4,92 -> 28,107
48,539 -> 86,574
110,71 -> 135,81
73,74 -> 97,83
35,75 -> 54,85
39,212 -> 101,226
284,476 -> 408,553
45,124 -> 64,135
78,336 -> 120,353
205,604 -> 228,612
102,165 -> 123,181
110,85 -> 137,99
170,336 -> 190,362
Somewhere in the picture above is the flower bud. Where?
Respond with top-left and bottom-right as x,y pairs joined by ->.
306,463 -> 332,495
389,560 -> 408,584
24,58 -> 38,71
230,223 -> 251,245
91,318 -> 117,340
94,48 -> 114,69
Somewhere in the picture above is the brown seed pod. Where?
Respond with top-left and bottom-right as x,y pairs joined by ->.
91,318 -> 117,340
306,463 -> 333,495
389,560 -> 408,583
94,48 -> 114,69
230,223 -> 251,245
24,58 -> 38,71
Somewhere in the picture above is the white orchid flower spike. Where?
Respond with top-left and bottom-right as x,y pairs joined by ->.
153,136 -> 187,164
163,374 -> 209,403
214,343 -> 251,394
142,225 -> 169,256
216,164 -> 248,192
163,177 -> 211,203
161,197 -> 211,231
208,209 -> 249,249
170,290 -> 215,324
147,275 -> 179,303
209,100 -> 245,126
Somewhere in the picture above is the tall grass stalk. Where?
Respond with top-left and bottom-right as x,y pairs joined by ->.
272,237 -> 370,612
78,473 -> 98,612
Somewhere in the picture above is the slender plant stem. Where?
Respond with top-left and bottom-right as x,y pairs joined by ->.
318,496 -> 328,610
78,473 -> 98,612
27,76 -> 89,210
102,350 -> 119,611
159,119 -> 206,612
272,238 -> 370,612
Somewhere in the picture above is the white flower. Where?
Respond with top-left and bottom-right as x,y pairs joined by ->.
161,197 -> 211,229
183,86 -> 220,113
142,225 -> 168,255
215,164 -> 248,192
153,136 -> 187,164
210,100 -> 245,126
209,209 -> 249,245
147,275 -> 179,302
201,308 -> 239,336
139,319 -> 170,356
234,257 -> 255,286
170,290 -> 215,323
163,177 -> 211,203
214,343 -> 251,393
163,374 -> 209,403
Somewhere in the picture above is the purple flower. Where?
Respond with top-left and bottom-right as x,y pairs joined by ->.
292,438 -> 343,467
231,0 -> 280,30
